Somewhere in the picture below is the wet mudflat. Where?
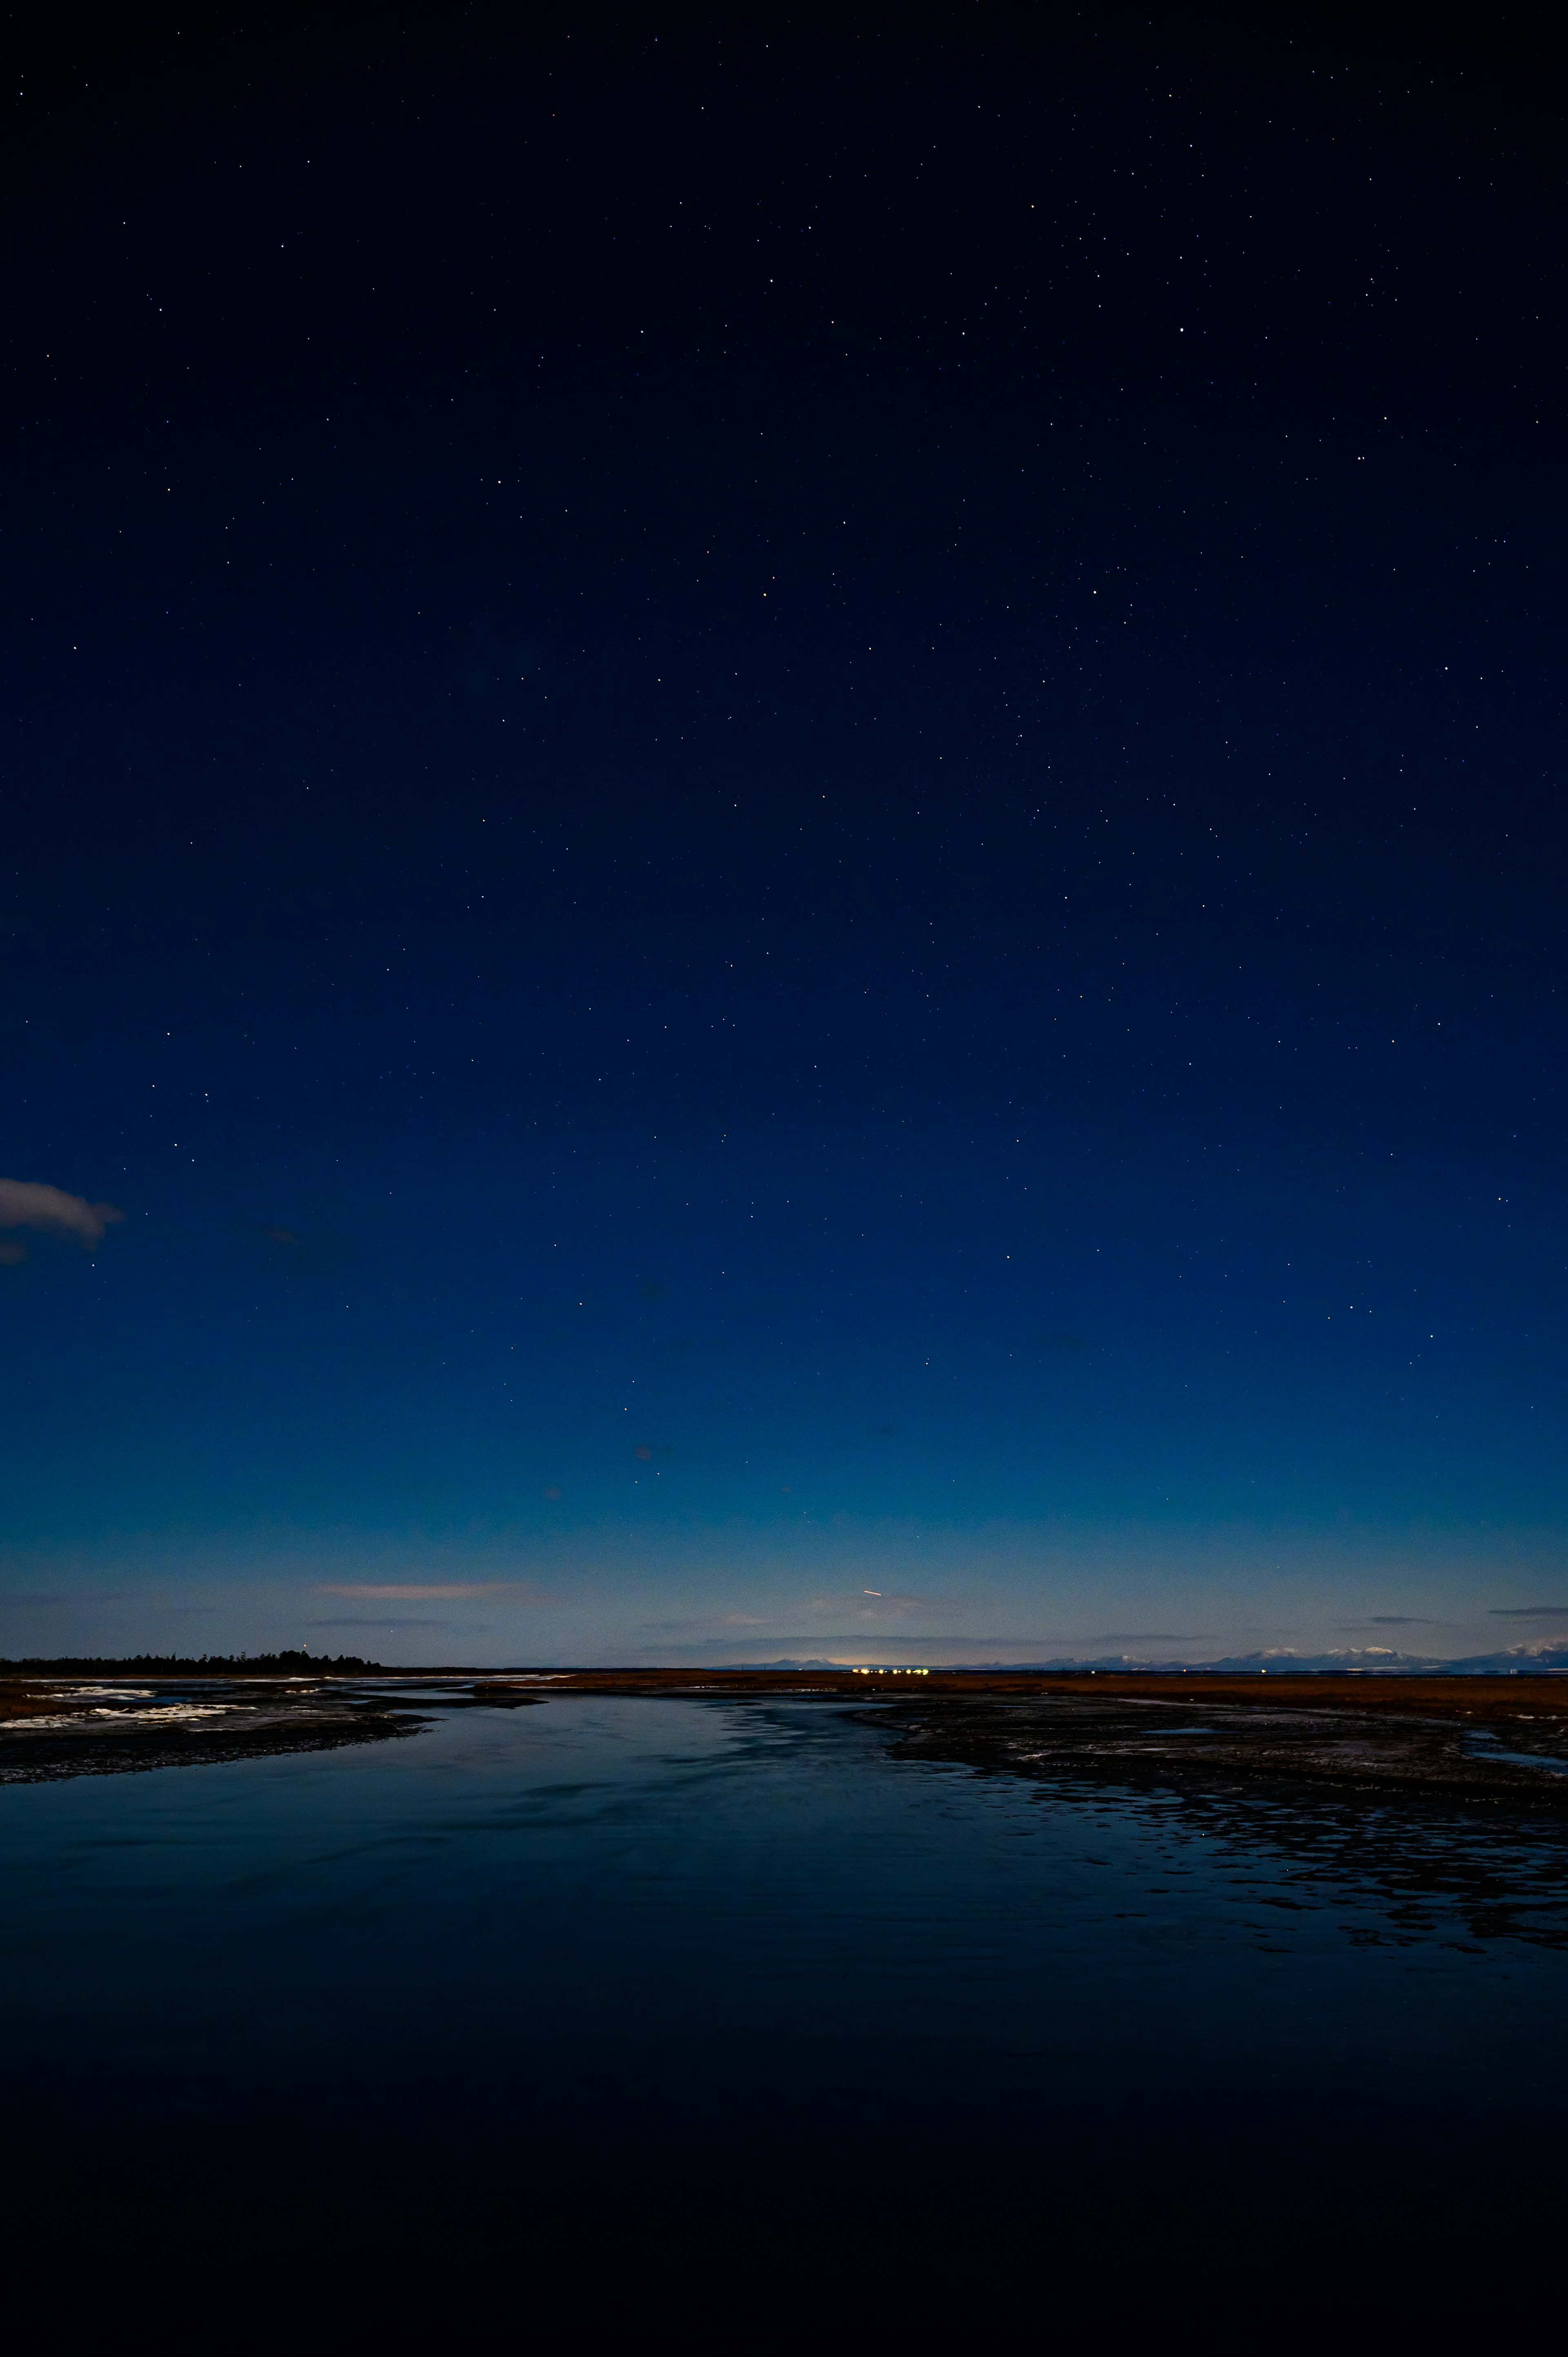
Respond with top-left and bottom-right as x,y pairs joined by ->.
876,1681 -> 1568,1808
8,1666 -> 1566,1800
0,1672 -> 544,1783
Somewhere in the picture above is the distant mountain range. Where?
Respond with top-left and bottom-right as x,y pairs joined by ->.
731,1640 -> 1568,1675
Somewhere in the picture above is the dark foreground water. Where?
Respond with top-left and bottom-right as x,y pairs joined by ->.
4,1691 -> 1567,2312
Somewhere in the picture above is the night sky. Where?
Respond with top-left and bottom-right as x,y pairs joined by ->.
4,9 -> 1563,1665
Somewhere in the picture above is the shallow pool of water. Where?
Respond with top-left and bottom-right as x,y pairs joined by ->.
3,1693 -> 1566,2299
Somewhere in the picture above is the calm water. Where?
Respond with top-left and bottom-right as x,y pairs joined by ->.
4,1692 -> 1567,2299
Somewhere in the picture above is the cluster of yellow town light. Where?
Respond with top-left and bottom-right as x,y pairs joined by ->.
850,1666 -> 929,1675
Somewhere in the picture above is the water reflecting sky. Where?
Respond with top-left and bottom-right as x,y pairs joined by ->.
5,1696 -> 1566,2297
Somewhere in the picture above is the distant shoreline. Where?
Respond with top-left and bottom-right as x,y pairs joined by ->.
7,1656 -> 1568,1684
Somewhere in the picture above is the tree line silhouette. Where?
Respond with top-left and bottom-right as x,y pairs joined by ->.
0,1649 -> 384,1675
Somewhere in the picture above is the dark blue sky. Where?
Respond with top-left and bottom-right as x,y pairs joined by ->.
3,9 -> 1563,1663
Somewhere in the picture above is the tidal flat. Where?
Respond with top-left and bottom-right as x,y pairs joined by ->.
873,1674 -> 1568,1806
5,1664 -> 1567,1806
0,1670 -> 543,1782
5,1679 -> 1568,2321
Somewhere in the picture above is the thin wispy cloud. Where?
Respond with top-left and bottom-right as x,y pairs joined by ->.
307,1616 -> 454,1630
1344,1614 -> 1457,1629
0,1177 -> 125,1263
236,1220 -> 353,1277
316,1582 -> 518,1600
1096,1632 -> 1214,1642
1489,1605 -> 1568,1618
638,1613 -> 771,1634
808,1591 -> 927,1618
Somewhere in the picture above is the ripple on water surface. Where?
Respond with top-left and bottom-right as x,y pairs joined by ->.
3,1692 -> 1567,2297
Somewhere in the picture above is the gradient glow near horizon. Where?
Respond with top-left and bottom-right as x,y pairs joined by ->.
3,25 -> 1565,1667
